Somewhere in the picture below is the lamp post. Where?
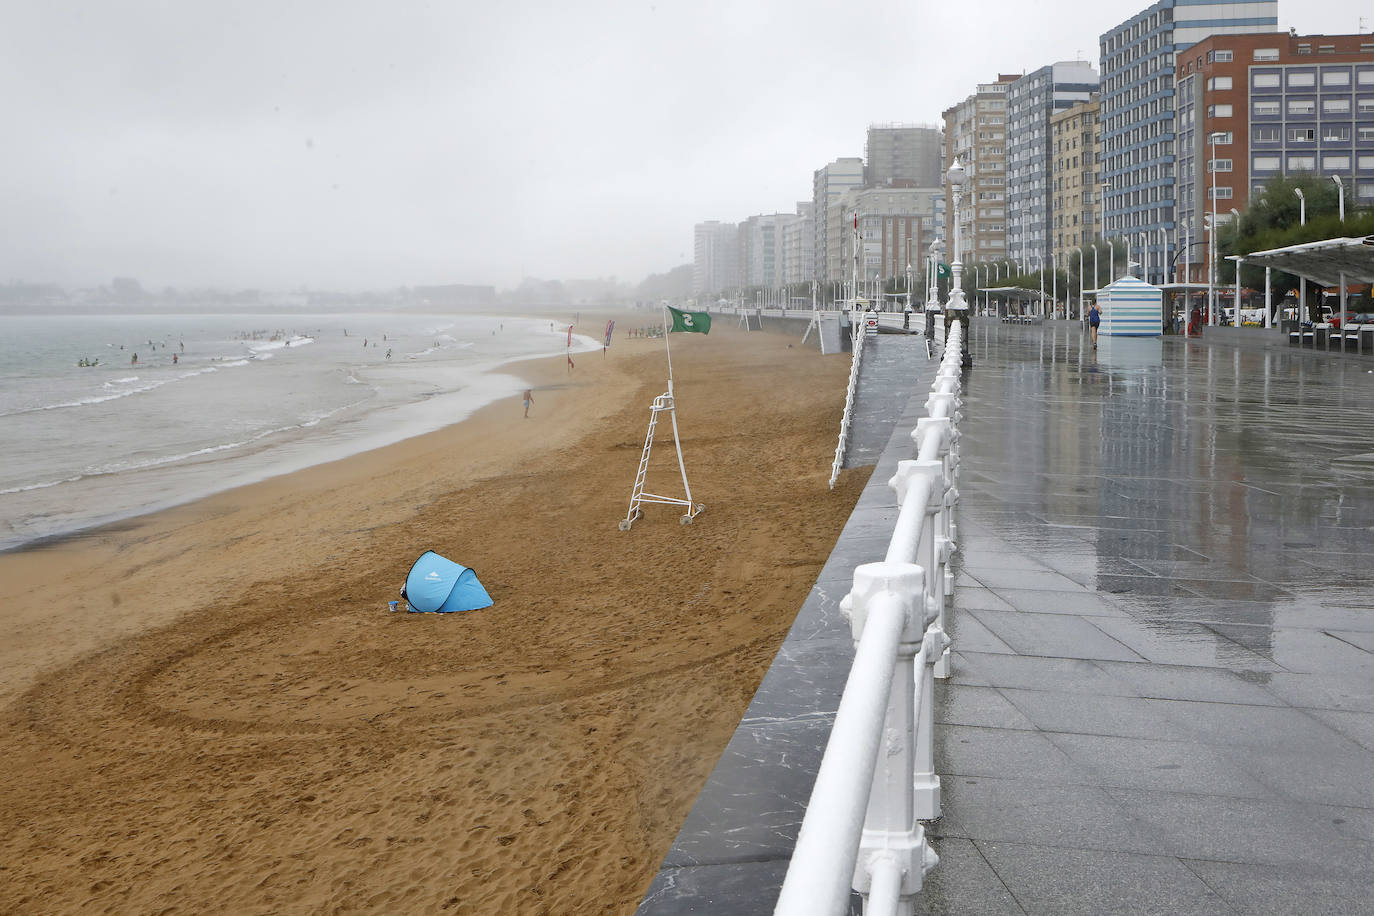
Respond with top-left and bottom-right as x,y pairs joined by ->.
1051,252 -> 1058,318
1034,255 -> 1044,317
1295,187 -> 1306,324
1333,175 -> 1345,222
1226,255 -> 1243,328
926,238 -> 944,339
945,159 -> 972,367
1159,226 -> 1169,285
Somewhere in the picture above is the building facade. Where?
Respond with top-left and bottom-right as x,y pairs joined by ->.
1051,95 -> 1103,268
781,202 -> 814,288
812,157 -> 866,283
1176,32 -> 1374,282
943,75 -> 1017,269
692,220 -> 739,297
837,186 -> 941,293
1099,0 -> 1278,284
865,124 -> 944,188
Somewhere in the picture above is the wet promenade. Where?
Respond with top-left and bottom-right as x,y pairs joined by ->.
642,319 -> 1374,915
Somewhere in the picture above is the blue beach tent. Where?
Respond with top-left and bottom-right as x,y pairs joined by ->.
402,550 -> 493,613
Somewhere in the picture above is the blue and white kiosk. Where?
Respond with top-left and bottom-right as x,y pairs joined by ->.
1098,275 -> 1163,338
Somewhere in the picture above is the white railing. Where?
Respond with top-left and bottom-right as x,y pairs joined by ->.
827,312 -> 866,490
776,319 -> 965,916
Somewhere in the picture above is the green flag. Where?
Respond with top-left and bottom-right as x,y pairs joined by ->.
668,306 -> 711,334
936,262 -> 952,279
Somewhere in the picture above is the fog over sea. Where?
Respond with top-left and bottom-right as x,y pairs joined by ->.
0,312 -> 601,552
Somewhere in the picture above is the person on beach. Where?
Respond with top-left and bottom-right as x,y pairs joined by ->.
1088,303 -> 1101,348
522,389 -> 534,418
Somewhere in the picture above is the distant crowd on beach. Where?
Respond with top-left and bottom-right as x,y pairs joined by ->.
627,326 -> 664,339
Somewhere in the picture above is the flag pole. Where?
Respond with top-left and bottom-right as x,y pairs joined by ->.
662,303 -> 674,396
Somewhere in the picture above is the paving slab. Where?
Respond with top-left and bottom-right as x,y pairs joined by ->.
640,321 -> 1374,913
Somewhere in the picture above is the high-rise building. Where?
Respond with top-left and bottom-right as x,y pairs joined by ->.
781,202 -> 814,289
1099,0 -> 1278,283
813,158 -> 866,283
1176,32 -> 1374,283
865,124 -> 944,188
1050,95 -> 1103,270
1006,62 -> 1099,271
692,221 -> 739,297
943,75 -> 1018,268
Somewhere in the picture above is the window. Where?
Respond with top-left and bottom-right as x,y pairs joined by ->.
1254,48 -> 1279,61
1254,126 -> 1281,142
1288,155 -> 1316,171
1252,73 -> 1281,89
1210,158 -> 1233,172
1360,69 -> 1374,85
1359,96 -> 1374,113
1323,70 -> 1351,86
1360,182 -> 1374,200
1209,186 -> 1233,199
1360,155 -> 1374,169
1289,72 -> 1316,88
1207,76 -> 1233,91
1210,131 -> 1233,145
1324,156 -> 1351,170
1361,127 -> 1374,142
1252,156 -> 1281,170
1288,99 -> 1316,115
1324,98 -> 1351,114
1323,126 -> 1352,141
1214,50 -> 1233,63
1207,104 -> 1233,118
1289,127 -> 1315,142
1253,100 -> 1281,116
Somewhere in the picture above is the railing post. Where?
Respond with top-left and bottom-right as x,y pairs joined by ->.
845,563 -> 940,913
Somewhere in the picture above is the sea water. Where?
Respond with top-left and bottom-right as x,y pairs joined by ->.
0,312 -> 600,551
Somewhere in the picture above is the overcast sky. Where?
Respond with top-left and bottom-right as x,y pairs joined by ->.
1,0 -> 1367,292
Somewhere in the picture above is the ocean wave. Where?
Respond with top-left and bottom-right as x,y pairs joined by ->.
0,475 -> 84,496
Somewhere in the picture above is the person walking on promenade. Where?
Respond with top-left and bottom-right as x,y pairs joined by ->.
522,388 -> 534,418
1088,302 -> 1101,348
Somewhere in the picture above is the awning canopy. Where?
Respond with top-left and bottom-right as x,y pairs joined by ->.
1240,236 -> 1374,287
976,286 -> 1044,299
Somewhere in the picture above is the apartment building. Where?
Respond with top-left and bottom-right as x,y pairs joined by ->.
1176,32 -> 1374,281
1099,0 -> 1278,284
781,202 -> 814,288
812,157 -> 866,283
1050,95 -> 1103,268
943,75 -> 1017,268
1006,62 -> 1100,270
865,124 -> 944,188
836,185 -> 941,285
692,220 -> 739,297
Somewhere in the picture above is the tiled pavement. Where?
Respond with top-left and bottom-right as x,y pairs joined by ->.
640,321 -> 1374,915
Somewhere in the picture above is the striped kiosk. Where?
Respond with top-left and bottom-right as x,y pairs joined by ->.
1099,275 -> 1163,338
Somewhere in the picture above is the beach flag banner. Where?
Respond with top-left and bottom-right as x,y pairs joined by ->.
604,320 -> 615,347
567,324 -> 574,373
618,305 -> 706,531
667,306 -> 710,335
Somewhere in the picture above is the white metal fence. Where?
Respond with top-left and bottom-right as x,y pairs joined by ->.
827,313 -> 866,490
775,319 -> 965,916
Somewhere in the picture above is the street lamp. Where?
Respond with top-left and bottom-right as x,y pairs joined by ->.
926,238 -> 944,338
1295,187 -> 1306,324
1074,247 -> 1084,321
1226,255 -> 1243,328
945,159 -> 972,368
1333,175 -> 1345,222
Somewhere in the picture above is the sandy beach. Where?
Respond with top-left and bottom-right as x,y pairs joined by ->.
0,312 -> 869,914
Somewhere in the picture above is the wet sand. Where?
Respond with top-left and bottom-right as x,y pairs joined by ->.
0,314 -> 869,914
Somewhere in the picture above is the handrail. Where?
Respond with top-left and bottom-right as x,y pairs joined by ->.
827,311 -> 866,490
777,319 -> 965,916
